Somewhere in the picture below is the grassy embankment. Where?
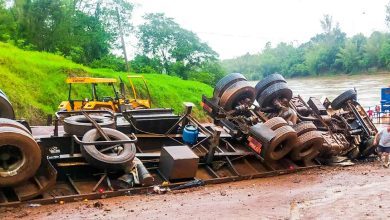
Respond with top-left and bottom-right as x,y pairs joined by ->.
0,42 -> 212,124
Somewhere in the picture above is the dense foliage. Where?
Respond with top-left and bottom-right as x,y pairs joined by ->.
0,1 -> 224,85
0,0 -> 134,64
134,13 -> 223,84
222,15 -> 390,80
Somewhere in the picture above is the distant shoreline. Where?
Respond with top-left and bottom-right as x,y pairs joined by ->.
257,71 -> 390,81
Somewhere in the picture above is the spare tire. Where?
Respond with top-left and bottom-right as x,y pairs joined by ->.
0,118 -> 31,135
81,128 -> 136,170
257,82 -> 293,108
255,73 -> 286,99
0,127 -> 41,187
0,92 -> 15,119
263,117 -> 288,130
64,115 -> 115,136
219,81 -> 255,111
292,121 -> 317,136
213,73 -> 247,98
290,130 -> 323,161
263,125 -> 297,161
331,89 -> 357,110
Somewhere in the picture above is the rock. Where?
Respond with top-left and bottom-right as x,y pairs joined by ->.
292,179 -> 301,183
93,201 -> 104,209
15,211 -> 29,218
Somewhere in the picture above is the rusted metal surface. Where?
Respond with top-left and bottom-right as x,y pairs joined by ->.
0,74 -> 378,207
159,146 -> 199,180
0,107 -> 316,207
0,129 -> 314,206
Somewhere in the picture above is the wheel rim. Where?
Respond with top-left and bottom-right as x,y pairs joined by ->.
95,136 -> 126,156
0,145 -> 25,177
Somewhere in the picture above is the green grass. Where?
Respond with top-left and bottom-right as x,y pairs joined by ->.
0,42 -> 212,124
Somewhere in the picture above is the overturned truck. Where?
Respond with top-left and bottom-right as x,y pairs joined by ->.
0,74 -> 377,206
203,73 -> 377,164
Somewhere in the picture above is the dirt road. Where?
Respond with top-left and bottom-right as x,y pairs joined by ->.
1,161 -> 390,219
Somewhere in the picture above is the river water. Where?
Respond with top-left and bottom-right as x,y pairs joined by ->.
251,73 -> 390,110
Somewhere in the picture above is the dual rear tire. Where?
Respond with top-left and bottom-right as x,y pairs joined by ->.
0,123 -> 41,187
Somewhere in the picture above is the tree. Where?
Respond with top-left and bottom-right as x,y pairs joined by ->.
302,15 -> 346,74
2,0 -> 133,66
363,32 -> 387,68
380,39 -> 390,68
320,14 -> 333,34
130,55 -> 163,73
336,40 -> 361,73
0,0 -> 15,41
386,1 -> 390,28
137,13 -> 218,77
76,0 -> 134,50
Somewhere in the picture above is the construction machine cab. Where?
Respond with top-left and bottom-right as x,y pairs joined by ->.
58,77 -> 120,112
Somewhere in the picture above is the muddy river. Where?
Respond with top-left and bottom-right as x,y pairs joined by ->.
251,73 -> 390,110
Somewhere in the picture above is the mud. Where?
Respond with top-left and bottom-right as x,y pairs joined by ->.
1,161 -> 389,219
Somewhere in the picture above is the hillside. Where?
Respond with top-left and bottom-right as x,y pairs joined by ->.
0,43 -> 212,124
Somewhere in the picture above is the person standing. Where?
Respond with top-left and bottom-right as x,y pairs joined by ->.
374,126 -> 390,167
367,107 -> 373,120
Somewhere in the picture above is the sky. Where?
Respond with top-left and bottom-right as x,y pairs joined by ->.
127,0 -> 390,60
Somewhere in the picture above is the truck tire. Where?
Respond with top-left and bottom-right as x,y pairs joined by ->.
249,123 -> 276,145
219,81 -> 255,111
290,131 -> 323,161
93,106 -> 115,117
0,127 -> 41,187
63,115 -> 115,136
263,117 -> 288,130
0,92 -> 15,119
213,73 -> 247,98
255,73 -> 286,99
264,125 -> 297,161
292,121 -> 317,136
331,89 -> 357,110
81,128 -> 136,170
257,82 -> 293,108
0,118 -> 31,135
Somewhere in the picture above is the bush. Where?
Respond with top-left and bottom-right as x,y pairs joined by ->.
90,55 -> 126,72
188,72 -> 214,85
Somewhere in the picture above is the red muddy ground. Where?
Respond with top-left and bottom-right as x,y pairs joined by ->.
1,161 -> 390,219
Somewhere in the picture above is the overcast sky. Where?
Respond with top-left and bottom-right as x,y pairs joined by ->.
128,0 -> 390,60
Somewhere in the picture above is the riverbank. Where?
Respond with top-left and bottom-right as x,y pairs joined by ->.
2,41 -> 390,124
0,43 -> 212,124
251,73 -> 390,109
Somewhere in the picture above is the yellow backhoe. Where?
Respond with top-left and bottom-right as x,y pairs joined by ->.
58,75 -> 151,112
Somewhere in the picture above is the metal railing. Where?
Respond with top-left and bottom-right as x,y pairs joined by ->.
372,111 -> 390,124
